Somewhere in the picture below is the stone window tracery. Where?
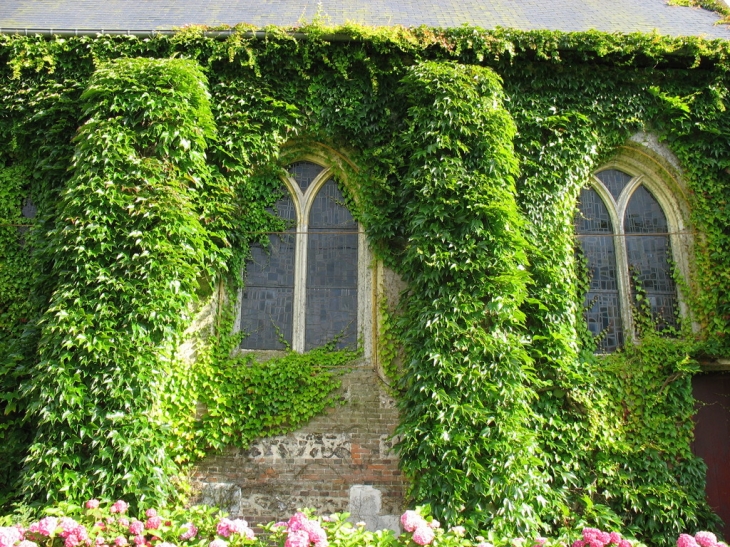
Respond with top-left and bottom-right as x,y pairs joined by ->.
576,166 -> 682,352
238,160 -> 359,352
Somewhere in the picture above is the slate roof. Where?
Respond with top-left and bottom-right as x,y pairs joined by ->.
1,0 -> 729,39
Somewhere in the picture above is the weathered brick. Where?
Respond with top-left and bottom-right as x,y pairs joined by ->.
192,366 -> 405,525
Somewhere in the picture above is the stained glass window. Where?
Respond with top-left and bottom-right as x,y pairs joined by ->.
240,192 -> 296,349
288,162 -> 324,193
576,187 -> 623,352
624,186 -> 678,330
596,169 -> 632,202
240,162 -> 359,352
577,168 -> 680,351
306,179 -> 358,350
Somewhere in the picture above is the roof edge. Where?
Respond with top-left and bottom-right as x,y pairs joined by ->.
0,27 -> 358,40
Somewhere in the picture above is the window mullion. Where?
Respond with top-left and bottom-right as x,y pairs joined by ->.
616,177 -> 641,342
293,217 -> 308,353
615,219 -> 635,343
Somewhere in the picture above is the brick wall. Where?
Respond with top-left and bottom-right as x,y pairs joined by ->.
192,364 -> 406,527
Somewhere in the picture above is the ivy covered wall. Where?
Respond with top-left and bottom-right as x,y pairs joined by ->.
1,25 -> 730,545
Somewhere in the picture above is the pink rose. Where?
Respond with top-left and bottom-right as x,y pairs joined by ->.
110,501 -> 128,515
678,535 -> 700,547
400,511 -> 425,533
144,517 -> 161,531
696,533 -> 718,547
412,525 -> 435,546
285,530 -> 309,547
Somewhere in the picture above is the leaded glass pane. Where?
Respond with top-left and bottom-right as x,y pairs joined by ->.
305,179 -> 358,350
576,187 -> 623,352
624,185 -> 678,330
308,179 -> 358,230
239,288 -> 294,349
575,187 -> 612,234
580,236 -> 618,292
624,186 -> 669,233
240,192 -> 296,350
288,161 -> 324,192
596,169 -> 633,202
584,292 -> 624,352
305,288 -> 358,350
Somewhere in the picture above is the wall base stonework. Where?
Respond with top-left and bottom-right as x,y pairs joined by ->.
192,366 -> 406,527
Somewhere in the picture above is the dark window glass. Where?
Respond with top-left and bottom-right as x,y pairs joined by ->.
305,179 -> 358,350
21,198 -> 37,219
596,169 -> 633,202
240,192 -> 296,350
18,197 -> 36,244
288,161 -> 324,193
624,186 -> 678,330
576,187 -> 623,352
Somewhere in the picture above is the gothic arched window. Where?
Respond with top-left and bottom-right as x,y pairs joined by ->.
239,161 -> 359,352
576,167 -> 681,352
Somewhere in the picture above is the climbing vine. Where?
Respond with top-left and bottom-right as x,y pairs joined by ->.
1,23 -> 730,545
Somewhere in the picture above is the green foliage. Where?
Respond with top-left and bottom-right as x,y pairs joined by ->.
591,335 -> 719,543
0,165 -> 37,505
388,61 -> 548,535
667,0 -> 730,22
19,57 -> 220,508
0,24 -> 729,545
377,296 -> 402,386
162,339 -> 352,464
